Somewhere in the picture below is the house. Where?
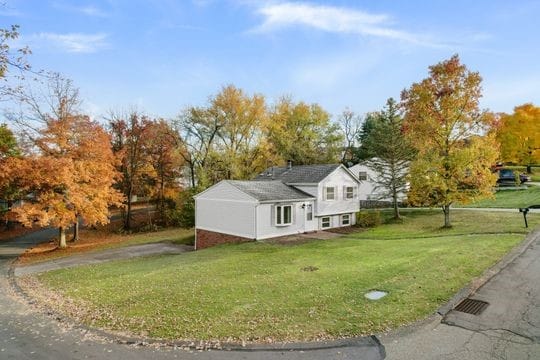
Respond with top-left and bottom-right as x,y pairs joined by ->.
348,162 -> 408,202
194,164 -> 360,249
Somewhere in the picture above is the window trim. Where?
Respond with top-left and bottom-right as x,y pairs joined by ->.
358,171 -> 368,181
344,186 -> 355,200
275,204 -> 293,226
324,186 -> 336,201
321,216 -> 331,229
341,214 -> 351,226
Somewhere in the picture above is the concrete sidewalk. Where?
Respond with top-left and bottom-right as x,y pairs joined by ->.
14,242 -> 193,276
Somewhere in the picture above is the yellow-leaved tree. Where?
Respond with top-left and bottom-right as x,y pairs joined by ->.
401,55 -> 499,228
496,103 -> 540,171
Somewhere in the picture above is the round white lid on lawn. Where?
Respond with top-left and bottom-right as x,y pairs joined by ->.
364,290 -> 388,300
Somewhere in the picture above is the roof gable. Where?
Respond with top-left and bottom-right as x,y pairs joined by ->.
322,164 -> 362,184
194,181 -> 258,202
194,180 -> 315,202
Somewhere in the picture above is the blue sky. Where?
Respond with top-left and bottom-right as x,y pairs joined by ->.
2,0 -> 540,119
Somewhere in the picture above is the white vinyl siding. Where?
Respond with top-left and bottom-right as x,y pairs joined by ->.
349,163 -> 408,202
195,198 -> 255,238
257,202 -> 310,239
318,213 -> 356,230
317,167 -> 360,217
195,181 -> 257,238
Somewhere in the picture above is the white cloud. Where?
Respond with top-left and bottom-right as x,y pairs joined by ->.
77,5 -> 109,17
52,2 -> 110,17
35,32 -> 109,53
251,2 -> 437,46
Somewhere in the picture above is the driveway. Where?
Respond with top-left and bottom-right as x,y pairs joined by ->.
0,229 -> 384,360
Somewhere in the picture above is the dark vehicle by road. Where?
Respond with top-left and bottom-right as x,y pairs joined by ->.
496,168 -> 530,185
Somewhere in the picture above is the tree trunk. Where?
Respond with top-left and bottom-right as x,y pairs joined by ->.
392,187 -> 400,220
190,163 -> 196,188
125,184 -> 133,230
442,205 -> 452,228
72,220 -> 79,242
58,227 -> 67,249
158,171 -> 165,222
5,199 -> 14,230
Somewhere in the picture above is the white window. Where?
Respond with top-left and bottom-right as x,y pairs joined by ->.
275,205 -> 293,226
324,186 -> 335,200
344,186 -> 356,200
358,171 -> 367,181
306,204 -> 313,221
341,214 -> 351,226
321,216 -> 331,228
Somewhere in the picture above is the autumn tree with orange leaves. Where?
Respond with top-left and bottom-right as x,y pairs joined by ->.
3,111 -> 123,248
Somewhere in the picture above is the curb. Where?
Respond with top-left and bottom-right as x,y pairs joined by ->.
7,261 -> 385,355
437,227 -> 540,317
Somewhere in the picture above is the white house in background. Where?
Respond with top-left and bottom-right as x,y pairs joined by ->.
348,162 -> 408,202
194,164 -> 360,249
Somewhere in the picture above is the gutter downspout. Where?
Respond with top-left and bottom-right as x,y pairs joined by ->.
194,198 -> 198,250
254,203 -> 258,240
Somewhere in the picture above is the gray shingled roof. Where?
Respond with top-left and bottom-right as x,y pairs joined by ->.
253,164 -> 341,183
227,180 -> 315,202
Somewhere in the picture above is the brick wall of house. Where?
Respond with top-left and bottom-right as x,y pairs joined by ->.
195,229 -> 254,250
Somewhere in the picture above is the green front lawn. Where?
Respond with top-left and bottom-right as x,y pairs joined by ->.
460,186 -> 540,208
37,210 -> 540,343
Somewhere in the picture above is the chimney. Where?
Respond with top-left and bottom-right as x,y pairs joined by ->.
287,160 -> 292,170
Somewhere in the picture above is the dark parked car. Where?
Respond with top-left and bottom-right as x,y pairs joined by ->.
497,169 -> 516,185
496,168 -> 530,185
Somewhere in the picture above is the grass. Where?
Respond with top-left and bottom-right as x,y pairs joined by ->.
459,185 -> 540,208
36,210 -> 540,343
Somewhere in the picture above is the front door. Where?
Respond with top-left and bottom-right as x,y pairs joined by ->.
304,203 -> 317,232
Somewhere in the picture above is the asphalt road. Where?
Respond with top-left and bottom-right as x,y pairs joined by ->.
0,229 -> 385,360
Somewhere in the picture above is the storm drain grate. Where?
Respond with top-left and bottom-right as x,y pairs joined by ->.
454,298 -> 489,315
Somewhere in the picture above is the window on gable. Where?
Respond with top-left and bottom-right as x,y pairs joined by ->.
358,171 -> 368,181
344,186 -> 356,200
325,187 -> 335,200
275,204 -> 293,226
